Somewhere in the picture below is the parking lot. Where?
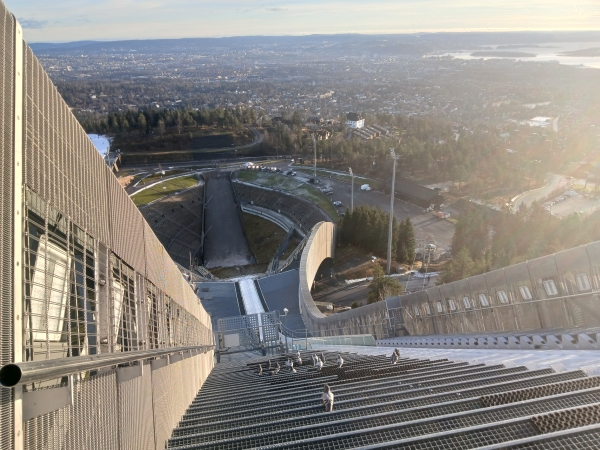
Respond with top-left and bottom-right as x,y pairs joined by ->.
263,161 -> 455,251
546,192 -> 600,218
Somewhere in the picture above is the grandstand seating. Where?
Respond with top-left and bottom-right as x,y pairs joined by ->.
140,185 -> 204,267
167,350 -> 600,449
233,182 -> 331,232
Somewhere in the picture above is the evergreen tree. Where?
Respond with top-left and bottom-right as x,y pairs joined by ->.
368,264 -> 402,303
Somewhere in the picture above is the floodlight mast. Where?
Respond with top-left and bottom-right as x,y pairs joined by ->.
311,134 -> 317,180
349,167 -> 354,213
387,149 -> 398,275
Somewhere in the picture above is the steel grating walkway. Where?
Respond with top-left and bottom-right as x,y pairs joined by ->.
168,351 -> 600,449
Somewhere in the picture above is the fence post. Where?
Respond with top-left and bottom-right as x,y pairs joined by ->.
305,329 -> 308,350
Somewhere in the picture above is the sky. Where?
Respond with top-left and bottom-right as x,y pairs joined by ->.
5,0 -> 600,43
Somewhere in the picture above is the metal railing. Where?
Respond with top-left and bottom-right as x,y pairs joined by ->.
278,322 -> 380,350
274,235 -> 309,274
0,344 -> 214,388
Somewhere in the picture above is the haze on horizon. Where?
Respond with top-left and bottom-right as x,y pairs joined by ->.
5,0 -> 600,43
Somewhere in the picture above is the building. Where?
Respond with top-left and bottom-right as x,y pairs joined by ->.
346,112 -> 365,129
383,176 -> 445,208
0,6 -> 213,448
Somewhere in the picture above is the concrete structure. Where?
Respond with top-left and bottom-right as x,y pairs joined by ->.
297,221 -> 600,342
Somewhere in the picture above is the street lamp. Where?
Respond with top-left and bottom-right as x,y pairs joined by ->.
281,308 -> 289,329
387,149 -> 399,275
348,167 -> 354,213
311,133 -> 317,181
281,308 -> 289,352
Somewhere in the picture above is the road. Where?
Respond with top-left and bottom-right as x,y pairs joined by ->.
315,275 -> 439,307
264,161 -> 455,250
511,173 -> 571,212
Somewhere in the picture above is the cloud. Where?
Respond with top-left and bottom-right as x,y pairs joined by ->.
266,7 -> 288,12
19,18 -> 49,29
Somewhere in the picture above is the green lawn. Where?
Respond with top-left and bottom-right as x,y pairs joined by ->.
237,170 -> 339,220
242,213 -> 288,264
131,175 -> 199,207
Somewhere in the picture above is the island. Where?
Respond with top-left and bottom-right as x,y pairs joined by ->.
496,44 -> 557,49
471,51 -> 537,58
558,47 -> 600,57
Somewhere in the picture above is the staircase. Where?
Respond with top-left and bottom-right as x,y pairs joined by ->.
167,350 -> 600,449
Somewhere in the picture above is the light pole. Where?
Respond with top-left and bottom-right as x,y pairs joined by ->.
349,167 -> 354,213
387,149 -> 398,275
282,308 -> 289,352
311,134 -> 317,181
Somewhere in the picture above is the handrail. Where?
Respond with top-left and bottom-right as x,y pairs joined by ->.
0,345 -> 214,388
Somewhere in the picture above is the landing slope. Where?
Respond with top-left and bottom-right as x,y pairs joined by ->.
203,172 -> 254,268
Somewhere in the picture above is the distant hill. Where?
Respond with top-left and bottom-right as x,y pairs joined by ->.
29,31 -> 600,57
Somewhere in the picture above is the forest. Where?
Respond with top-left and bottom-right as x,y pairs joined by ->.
338,205 -> 416,266
440,202 -> 600,284
78,106 -> 257,135
263,111 -> 559,201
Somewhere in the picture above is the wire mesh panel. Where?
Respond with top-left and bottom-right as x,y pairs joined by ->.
117,362 -> 154,450
111,254 -> 139,353
22,45 -> 111,247
24,371 -> 119,450
0,5 -> 218,449
261,311 -> 280,343
218,314 -> 260,347
152,361 -> 177,450
107,171 -> 147,276
0,4 -> 15,449
23,189 -> 99,369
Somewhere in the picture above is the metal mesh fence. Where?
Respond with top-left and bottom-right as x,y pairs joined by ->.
24,371 -> 119,450
5,26 -> 216,449
0,4 -> 15,449
118,362 -> 155,450
23,189 -> 99,367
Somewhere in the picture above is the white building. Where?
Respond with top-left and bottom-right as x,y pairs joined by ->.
346,112 -> 365,129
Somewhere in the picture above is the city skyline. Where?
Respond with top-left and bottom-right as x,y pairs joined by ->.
6,0 -> 600,43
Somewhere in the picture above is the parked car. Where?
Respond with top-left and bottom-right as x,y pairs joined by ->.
333,201 -> 343,207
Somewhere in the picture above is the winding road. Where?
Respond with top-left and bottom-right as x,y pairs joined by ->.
511,173 -> 571,212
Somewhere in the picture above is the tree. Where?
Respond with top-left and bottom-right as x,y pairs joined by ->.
451,164 -> 468,190
176,115 -> 183,135
137,113 -> 147,135
396,218 -> 415,264
439,247 -> 482,284
291,111 -> 303,129
368,264 -> 402,304
157,119 -> 165,137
